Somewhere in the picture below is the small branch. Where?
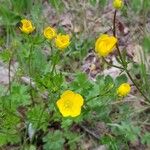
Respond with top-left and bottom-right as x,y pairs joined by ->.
103,57 -> 123,70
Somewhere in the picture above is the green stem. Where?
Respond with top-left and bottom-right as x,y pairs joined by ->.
113,10 -> 150,102
86,86 -> 113,103
125,69 -> 150,102
8,58 -> 12,94
29,44 -> 34,105
103,57 -> 124,70
30,103 -> 48,144
36,104 -> 47,129
8,55 -> 13,108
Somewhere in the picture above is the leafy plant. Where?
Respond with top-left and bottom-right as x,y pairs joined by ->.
0,0 -> 150,149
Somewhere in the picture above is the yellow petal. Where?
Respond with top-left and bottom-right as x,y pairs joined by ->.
61,90 -> 74,99
117,83 -> 131,97
74,93 -> 84,106
56,98 -> 70,117
70,107 -> 81,117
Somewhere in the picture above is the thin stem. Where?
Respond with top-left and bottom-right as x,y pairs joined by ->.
111,98 -> 150,106
8,57 -> 12,93
103,57 -> 124,70
8,56 -> 12,108
113,10 -> 117,37
116,44 -> 125,66
86,86 -> 113,103
125,70 -> 150,102
36,104 -> 47,129
21,126 -> 29,150
29,45 -> 34,105
30,103 -> 48,144
8,49 -> 15,94
113,10 -> 150,102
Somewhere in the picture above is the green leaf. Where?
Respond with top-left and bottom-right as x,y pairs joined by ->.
0,4 -> 21,26
101,135 -> 119,150
64,131 -> 82,150
89,0 -> 97,6
48,0 -> 64,11
0,50 -> 11,62
129,0 -> 143,13
141,132 -> 150,145
10,0 -> 33,14
0,132 -> 20,146
61,118 -> 73,129
115,74 -> 128,86
70,72 -> 92,94
109,122 -> 140,142
25,145 -> 36,150
27,104 -> 49,131
10,83 -> 31,108
142,36 -> 150,53
99,0 -> 108,7
0,112 -> 21,146
43,130 -> 65,150
0,133 -> 7,146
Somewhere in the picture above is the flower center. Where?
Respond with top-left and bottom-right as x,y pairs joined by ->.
24,22 -> 31,28
47,29 -> 52,33
61,38 -> 67,43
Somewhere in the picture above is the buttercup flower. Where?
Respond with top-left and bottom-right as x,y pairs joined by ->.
43,26 -> 56,40
56,90 -> 84,117
95,34 -> 117,57
113,0 -> 123,9
55,34 -> 70,49
117,83 -> 131,97
19,19 -> 35,34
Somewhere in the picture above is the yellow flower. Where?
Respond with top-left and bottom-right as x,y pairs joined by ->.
113,0 -> 123,9
55,34 -> 70,49
56,90 -> 84,117
117,83 -> 131,97
43,26 -> 57,40
19,19 -> 35,34
95,34 -> 117,57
